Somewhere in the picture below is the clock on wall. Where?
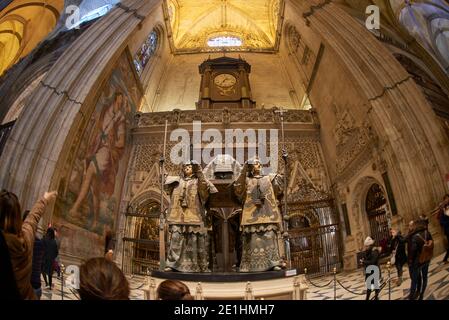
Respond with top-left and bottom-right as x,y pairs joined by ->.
214,73 -> 237,97
197,56 -> 256,109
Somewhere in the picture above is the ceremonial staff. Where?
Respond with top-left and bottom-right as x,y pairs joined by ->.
159,119 -> 168,270
275,107 -> 291,269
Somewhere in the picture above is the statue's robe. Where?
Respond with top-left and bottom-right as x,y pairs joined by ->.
233,173 -> 284,272
164,174 -> 217,272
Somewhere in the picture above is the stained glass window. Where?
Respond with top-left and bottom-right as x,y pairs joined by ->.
207,36 -> 242,47
134,31 -> 158,75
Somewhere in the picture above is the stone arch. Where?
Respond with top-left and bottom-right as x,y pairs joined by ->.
351,176 -> 391,249
289,209 -> 319,229
129,188 -> 169,213
127,191 -> 162,238
120,189 -> 164,274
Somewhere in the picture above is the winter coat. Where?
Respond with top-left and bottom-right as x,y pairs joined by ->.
0,230 -> 21,299
362,247 -> 381,279
439,208 -> 449,237
3,198 -> 47,300
407,225 -> 433,267
31,238 -> 45,289
388,234 -> 407,266
42,237 -> 58,276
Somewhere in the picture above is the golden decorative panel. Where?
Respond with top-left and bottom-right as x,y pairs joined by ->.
163,0 -> 284,53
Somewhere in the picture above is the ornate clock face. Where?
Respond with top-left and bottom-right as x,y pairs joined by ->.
214,73 -> 237,88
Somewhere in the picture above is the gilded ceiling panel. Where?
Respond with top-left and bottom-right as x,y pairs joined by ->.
164,0 -> 284,53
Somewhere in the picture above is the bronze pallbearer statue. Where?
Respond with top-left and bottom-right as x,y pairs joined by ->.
233,157 -> 285,272
164,161 -> 218,272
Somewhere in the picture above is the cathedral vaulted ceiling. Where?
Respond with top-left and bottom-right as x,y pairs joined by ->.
163,0 -> 284,53
0,0 -> 63,76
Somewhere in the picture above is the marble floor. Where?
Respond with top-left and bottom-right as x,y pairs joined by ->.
305,253 -> 449,300
41,253 -> 449,300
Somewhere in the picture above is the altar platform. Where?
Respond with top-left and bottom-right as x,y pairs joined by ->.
144,270 -> 308,300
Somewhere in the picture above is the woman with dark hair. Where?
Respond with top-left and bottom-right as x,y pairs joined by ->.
0,190 -> 57,299
42,227 -> 58,290
79,257 -> 130,300
157,280 -> 193,300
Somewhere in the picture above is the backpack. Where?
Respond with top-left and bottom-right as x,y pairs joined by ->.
418,230 -> 434,264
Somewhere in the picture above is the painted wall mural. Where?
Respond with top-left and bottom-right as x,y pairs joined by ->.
54,50 -> 141,258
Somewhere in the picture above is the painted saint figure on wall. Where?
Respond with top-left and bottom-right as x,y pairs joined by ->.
53,52 -> 140,240
69,91 -> 127,229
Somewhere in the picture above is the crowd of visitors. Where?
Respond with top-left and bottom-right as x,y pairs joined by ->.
361,194 -> 448,300
1,189 -> 448,300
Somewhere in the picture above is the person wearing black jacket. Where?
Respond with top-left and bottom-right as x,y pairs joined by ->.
438,195 -> 449,263
406,220 -> 420,300
388,229 -> 407,286
416,217 -> 433,300
42,227 -> 59,290
406,219 -> 432,300
361,236 -> 381,300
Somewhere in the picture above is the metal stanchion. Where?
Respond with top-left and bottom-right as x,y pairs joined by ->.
333,267 -> 337,300
387,262 -> 391,300
61,264 -> 65,300
304,267 -> 334,288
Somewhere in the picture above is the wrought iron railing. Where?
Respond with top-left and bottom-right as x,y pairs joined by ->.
290,223 -> 342,276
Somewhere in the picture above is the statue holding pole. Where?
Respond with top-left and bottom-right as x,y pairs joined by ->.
275,107 -> 292,270
159,119 -> 168,270
232,157 -> 285,272
163,160 -> 218,272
